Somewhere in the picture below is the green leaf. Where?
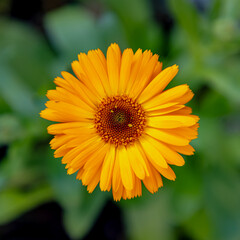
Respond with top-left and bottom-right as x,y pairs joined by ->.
0,18 -> 54,91
0,185 -> 53,225
220,0 -> 240,19
0,137 -> 44,191
204,169 -> 240,240
168,0 -> 202,41
63,188 -> 107,239
208,0 -> 224,19
44,151 -> 107,239
197,117 -> 223,165
0,65 -> 38,117
224,134 -> 240,166
97,12 -> 128,52
199,68 -> 240,104
183,209 -> 214,240
103,0 -> 162,51
44,5 -> 101,61
171,162 -> 203,223
122,190 -> 175,240
0,114 -> 23,144
199,90 -> 232,117
103,0 -> 150,25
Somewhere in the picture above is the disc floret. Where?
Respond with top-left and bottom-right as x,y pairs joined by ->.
95,96 -> 146,146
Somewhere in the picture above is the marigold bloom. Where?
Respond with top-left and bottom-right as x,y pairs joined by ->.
40,43 -> 199,201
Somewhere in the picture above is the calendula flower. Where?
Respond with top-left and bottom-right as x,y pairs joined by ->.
40,43 -> 199,201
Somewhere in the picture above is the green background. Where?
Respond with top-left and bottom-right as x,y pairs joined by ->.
0,0 -> 240,239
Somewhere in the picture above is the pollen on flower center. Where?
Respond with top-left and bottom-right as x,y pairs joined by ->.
94,95 -> 146,146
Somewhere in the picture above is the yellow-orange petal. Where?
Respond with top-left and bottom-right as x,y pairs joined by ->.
107,43 -> 121,95
118,48 -> 134,95
170,144 -> 195,155
147,104 -> 185,116
82,166 -> 101,193
118,146 -> 134,190
112,148 -> 121,193
45,101 -> 94,121
157,165 -> 176,180
40,109 -> 67,122
87,169 -> 101,193
54,144 -> 72,158
146,136 -> 185,166
81,144 -> 106,189
112,181 -> 124,201
147,115 -> 198,129
54,76 -> 72,91
50,134 -> 74,149
78,52 -> 107,98
47,122 -> 94,135
166,126 -> 198,140
100,144 -> 116,191
63,136 -> 101,167
129,53 -> 159,99
61,71 -> 97,108
87,49 -> 111,96
140,136 -> 168,169
143,163 -> 163,193
151,61 -> 163,79
177,89 -> 194,105
126,144 -> 148,180
138,64 -> 179,104
145,127 -> 190,146
125,48 -> 143,95
83,143 -> 109,170
142,84 -> 190,110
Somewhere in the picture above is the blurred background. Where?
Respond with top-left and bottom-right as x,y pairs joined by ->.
0,0 -> 240,239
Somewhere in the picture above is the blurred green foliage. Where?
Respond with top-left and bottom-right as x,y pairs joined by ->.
0,0 -> 240,239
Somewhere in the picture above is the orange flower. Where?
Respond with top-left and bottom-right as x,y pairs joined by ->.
40,43 -> 199,201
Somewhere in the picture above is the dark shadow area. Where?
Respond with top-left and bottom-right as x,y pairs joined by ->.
83,200 -> 126,240
0,145 -> 8,163
0,202 -> 70,240
0,200 -> 126,240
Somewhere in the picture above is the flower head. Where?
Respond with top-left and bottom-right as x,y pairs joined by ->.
40,43 -> 199,201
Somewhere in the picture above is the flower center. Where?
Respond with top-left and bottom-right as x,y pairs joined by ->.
94,96 -> 146,146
